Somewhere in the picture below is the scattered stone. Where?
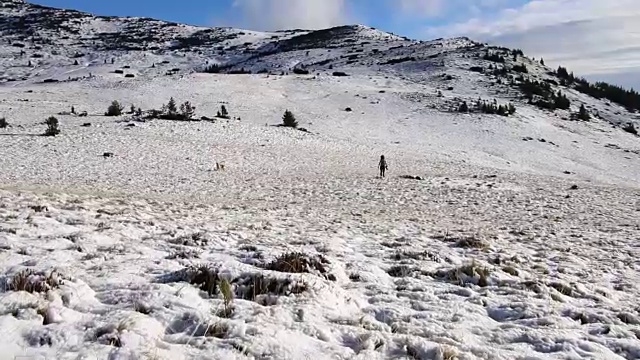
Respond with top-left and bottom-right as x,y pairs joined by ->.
103,152 -> 114,158
569,185 -> 578,190
345,107 -> 352,112
29,205 -> 48,212
400,175 -> 423,180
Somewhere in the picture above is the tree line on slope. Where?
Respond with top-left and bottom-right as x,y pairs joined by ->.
3,99 -> 300,138
556,66 -> 640,112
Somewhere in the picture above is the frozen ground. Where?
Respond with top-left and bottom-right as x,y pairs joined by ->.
0,71 -> 639,360
1,169 -> 639,360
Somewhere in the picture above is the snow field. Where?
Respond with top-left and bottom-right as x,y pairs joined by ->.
0,53 -> 639,360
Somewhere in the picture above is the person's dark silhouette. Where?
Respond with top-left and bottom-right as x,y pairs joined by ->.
378,155 -> 388,178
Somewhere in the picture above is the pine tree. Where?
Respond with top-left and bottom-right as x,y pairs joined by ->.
166,97 -> 177,116
44,116 -> 60,136
540,58 -> 545,66
577,104 -> 590,121
553,91 -> 571,110
458,101 -> 469,113
282,110 -> 298,128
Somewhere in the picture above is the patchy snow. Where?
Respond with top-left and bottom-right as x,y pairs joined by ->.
1,2 -> 640,360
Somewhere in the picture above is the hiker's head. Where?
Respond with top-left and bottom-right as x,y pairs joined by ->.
380,155 -> 385,159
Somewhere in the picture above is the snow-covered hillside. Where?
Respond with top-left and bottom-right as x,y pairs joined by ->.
1,1 -> 640,360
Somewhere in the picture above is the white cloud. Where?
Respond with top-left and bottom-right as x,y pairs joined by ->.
426,0 -> 640,88
397,0 -> 447,17
396,0 -> 507,18
230,0 -> 351,30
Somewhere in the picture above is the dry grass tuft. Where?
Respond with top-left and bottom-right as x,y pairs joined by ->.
455,236 -> 489,250
387,265 -> 417,278
265,252 -> 327,274
502,266 -> 519,276
235,274 -> 308,304
431,260 -> 492,287
188,265 -> 220,296
175,265 -> 309,306
204,322 -> 229,338
6,269 -> 64,293
440,345 -> 459,360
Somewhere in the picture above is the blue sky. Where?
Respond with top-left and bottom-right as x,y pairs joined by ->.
28,0 -> 524,38
28,0 -> 640,89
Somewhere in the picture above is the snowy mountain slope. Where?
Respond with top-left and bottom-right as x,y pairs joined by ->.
1,2 -> 640,360
1,0 -> 638,133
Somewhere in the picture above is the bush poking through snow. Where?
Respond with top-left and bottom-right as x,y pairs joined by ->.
282,110 -> 298,128
265,252 -> 328,276
623,122 -> 638,135
179,101 -> 196,120
216,105 -> 229,119
105,100 -> 124,116
6,269 -> 64,293
172,266 -> 309,305
44,116 -> 60,136
0,117 -> 7,129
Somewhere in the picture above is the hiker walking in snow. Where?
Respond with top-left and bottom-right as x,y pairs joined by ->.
378,155 -> 388,178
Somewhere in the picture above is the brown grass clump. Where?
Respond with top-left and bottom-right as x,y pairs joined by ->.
7,269 -> 63,293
